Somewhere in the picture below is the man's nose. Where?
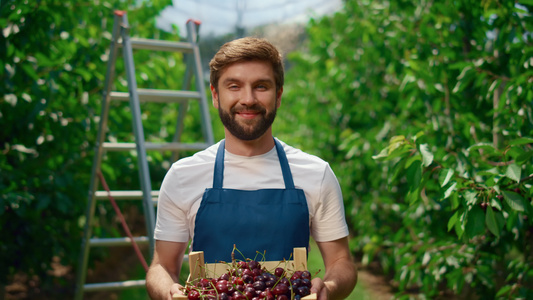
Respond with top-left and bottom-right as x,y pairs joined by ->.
240,86 -> 256,105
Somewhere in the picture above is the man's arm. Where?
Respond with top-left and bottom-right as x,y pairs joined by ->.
312,237 -> 358,300
146,240 -> 188,300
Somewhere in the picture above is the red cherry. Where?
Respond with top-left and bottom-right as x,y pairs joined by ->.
187,290 -> 200,300
238,261 -> 248,269
274,267 -> 285,277
232,291 -> 247,300
248,260 -> 260,270
216,280 -> 229,294
297,286 -> 311,297
233,277 -> 244,286
219,293 -> 231,300
301,278 -> 311,288
272,283 -> 289,295
291,271 -> 303,281
301,271 -> 311,280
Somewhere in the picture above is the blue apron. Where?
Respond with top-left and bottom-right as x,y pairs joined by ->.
192,139 -> 310,263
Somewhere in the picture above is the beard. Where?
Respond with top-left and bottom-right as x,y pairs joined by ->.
218,101 -> 277,141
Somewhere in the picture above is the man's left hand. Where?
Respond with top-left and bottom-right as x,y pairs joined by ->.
311,277 -> 329,300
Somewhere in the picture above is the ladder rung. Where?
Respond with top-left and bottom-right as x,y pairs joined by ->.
89,236 -> 150,247
103,142 -> 211,152
81,253 -> 189,291
95,190 -> 159,200
83,279 -> 146,292
127,37 -> 194,52
110,89 -> 201,103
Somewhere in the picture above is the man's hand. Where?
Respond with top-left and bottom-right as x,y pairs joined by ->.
146,240 -> 188,300
311,277 -> 329,300
170,282 -> 184,299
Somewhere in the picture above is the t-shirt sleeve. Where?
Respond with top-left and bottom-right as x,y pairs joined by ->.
153,170 -> 191,243
311,164 -> 349,242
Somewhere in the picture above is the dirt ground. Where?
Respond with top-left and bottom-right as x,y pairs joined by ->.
356,266 -> 395,300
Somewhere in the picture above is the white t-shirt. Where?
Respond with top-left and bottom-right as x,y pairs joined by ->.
154,138 -> 349,245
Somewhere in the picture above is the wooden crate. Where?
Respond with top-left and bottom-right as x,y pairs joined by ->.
173,247 -> 316,299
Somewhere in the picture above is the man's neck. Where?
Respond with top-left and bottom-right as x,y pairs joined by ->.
223,130 -> 275,157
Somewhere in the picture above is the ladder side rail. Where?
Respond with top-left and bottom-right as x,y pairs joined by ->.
74,11 -> 124,300
171,51 -> 194,162
172,101 -> 189,162
186,20 -> 215,145
119,13 -> 156,257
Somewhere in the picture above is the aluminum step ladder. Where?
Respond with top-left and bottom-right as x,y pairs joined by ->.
74,10 -> 214,299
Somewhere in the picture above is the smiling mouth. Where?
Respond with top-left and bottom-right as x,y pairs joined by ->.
236,111 -> 260,119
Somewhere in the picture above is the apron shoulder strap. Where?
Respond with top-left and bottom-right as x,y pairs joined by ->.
274,138 -> 296,189
213,140 -> 225,188
212,139 -> 296,189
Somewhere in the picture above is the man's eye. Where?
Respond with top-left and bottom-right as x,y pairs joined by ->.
229,85 -> 239,90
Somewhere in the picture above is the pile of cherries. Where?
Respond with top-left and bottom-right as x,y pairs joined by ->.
182,260 -> 313,300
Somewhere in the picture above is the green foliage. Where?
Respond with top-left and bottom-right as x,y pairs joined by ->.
0,0 -> 205,294
279,0 -> 533,298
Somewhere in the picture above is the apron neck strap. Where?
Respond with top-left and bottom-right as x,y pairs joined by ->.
213,139 -> 296,189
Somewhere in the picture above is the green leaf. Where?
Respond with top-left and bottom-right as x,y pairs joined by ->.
502,191 -> 526,212
386,148 -> 413,161
76,68 -> 93,82
390,135 -> 406,144
490,197 -> 503,211
21,63 -> 39,80
508,137 -> 533,145
441,182 -> 457,200
485,207 -> 500,238
465,205 -> 485,238
406,187 -> 420,204
504,163 -> 521,183
455,209 -> 466,238
439,168 -> 454,187
371,147 -> 389,160
496,285 -> 512,297
448,210 -> 459,232
372,146 -> 411,161
516,150 -> 533,164
419,143 -> 433,167
36,195 -> 51,210
389,156 -> 409,184
463,190 -> 478,206
450,193 -> 460,210
466,143 -> 498,154
406,160 -> 422,191
476,168 -> 499,177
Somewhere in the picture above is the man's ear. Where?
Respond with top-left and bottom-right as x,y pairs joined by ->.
210,84 -> 219,108
276,87 -> 283,108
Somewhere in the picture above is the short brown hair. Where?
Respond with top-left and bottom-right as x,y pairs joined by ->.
209,37 -> 284,92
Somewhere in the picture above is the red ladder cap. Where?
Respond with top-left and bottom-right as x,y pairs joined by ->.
186,19 -> 202,25
114,10 -> 126,17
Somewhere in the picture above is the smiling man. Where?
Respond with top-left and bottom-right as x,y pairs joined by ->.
146,37 -> 357,300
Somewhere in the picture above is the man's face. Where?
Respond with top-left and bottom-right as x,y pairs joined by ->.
211,60 -> 283,141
